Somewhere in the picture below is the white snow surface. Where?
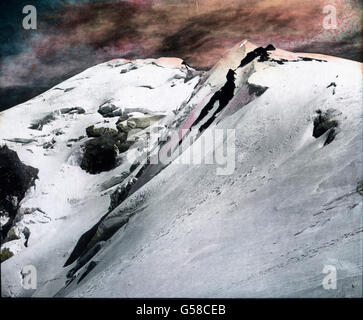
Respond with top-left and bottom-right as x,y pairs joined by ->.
0,57 -> 202,297
1,41 -> 362,297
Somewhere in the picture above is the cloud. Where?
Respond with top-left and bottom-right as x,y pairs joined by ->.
0,0 -> 361,110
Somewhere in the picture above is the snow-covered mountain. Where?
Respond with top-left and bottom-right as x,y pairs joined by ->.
1,41 -> 362,298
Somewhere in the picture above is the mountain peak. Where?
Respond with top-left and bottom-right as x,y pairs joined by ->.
1,40 -> 362,298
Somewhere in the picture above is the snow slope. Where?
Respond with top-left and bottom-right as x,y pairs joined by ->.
1,41 -> 362,297
0,57 -> 202,297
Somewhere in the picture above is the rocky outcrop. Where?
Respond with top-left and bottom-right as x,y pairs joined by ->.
60,107 -> 85,114
192,69 -> 237,133
0,145 -> 39,240
98,102 -> 122,118
29,113 -> 56,130
86,125 -> 125,140
81,113 -> 165,174
237,44 -> 276,68
4,227 -> 21,242
313,109 -> 340,145
81,124 -> 133,174
357,180 -> 363,197
80,137 -> 119,174
0,248 -> 13,263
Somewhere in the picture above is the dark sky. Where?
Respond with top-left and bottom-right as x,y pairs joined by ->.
0,0 -> 361,110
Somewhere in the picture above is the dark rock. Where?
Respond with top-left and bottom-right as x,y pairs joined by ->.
98,103 -> 117,114
265,44 -> 276,51
67,135 -> 85,143
0,145 -> 38,239
327,82 -> 337,95
81,124 -> 132,174
86,125 -> 119,138
86,126 -> 127,148
247,82 -> 269,97
139,85 -> 154,89
327,82 -> 337,88
130,161 -> 140,173
356,180 -> 363,197
119,65 -> 137,74
269,58 -> 288,65
67,241 -> 104,279
298,56 -> 327,62
118,141 -> 135,153
192,69 -> 236,133
110,181 -> 134,211
238,45 -> 275,68
0,145 -> 39,216
116,114 -> 130,124
77,261 -> 98,284
135,160 -> 151,180
100,172 -> 130,191
23,226 -> 30,247
80,136 -> 118,174
52,129 -> 65,136
4,228 -> 20,242
86,125 -> 98,138
313,109 -> 339,145
63,221 -> 104,267
60,107 -> 85,114
116,119 -> 136,133
324,128 -> 337,146
43,138 -> 56,149
29,113 -> 56,130
98,102 -> 124,118
65,178 -> 136,269
0,248 -> 14,263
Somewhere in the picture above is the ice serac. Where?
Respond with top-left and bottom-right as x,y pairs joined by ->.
1,41 -> 362,298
